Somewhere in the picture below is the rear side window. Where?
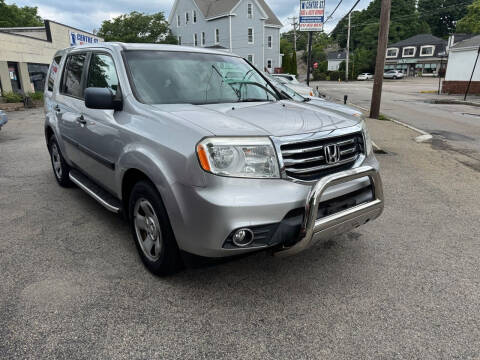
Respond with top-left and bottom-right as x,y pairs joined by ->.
62,53 -> 87,98
86,54 -> 119,95
47,56 -> 62,92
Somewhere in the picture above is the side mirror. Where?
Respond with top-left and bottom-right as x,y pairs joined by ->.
85,87 -> 122,111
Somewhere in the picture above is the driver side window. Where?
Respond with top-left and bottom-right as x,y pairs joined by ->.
86,53 -> 119,95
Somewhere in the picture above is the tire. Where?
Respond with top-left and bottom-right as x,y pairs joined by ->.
48,135 -> 72,187
393,76 -> 397,80
129,181 -> 183,276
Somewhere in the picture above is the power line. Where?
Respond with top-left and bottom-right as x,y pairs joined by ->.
324,0 -> 344,25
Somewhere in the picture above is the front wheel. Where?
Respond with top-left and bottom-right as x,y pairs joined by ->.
129,181 -> 183,276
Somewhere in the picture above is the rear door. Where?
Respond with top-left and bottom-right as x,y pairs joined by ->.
56,52 -> 89,169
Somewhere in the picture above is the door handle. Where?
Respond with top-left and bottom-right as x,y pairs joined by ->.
76,115 -> 87,125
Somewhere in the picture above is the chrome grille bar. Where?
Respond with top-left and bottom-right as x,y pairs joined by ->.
286,156 -> 358,174
283,155 -> 325,166
281,144 -> 324,156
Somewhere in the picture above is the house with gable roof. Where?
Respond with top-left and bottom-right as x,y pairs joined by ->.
168,0 -> 283,71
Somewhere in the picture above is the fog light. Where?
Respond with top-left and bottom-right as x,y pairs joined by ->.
232,228 -> 254,247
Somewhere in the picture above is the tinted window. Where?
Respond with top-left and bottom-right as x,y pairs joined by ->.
47,56 -> 62,92
62,53 -> 87,98
86,54 -> 119,94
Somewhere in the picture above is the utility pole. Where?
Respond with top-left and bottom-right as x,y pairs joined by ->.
370,0 -> 392,119
306,31 -> 313,86
288,17 -> 298,52
346,12 -> 351,81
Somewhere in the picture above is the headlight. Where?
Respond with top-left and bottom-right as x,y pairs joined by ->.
361,120 -> 373,156
197,137 -> 280,178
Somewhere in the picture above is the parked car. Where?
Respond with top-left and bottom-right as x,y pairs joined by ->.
271,74 -> 316,97
266,74 -> 363,118
0,110 -> 7,130
357,73 -> 373,81
45,43 -> 384,275
383,70 -> 404,79
271,73 -> 301,84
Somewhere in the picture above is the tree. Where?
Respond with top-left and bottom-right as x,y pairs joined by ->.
418,0 -> 473,38
457,0 -> 480,34
282,52 -> 292,73
98,11 -> 177,44
0,0 -> 43,27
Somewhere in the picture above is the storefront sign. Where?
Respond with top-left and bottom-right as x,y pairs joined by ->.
299,0 -> 325,31
69,31 -> 100,46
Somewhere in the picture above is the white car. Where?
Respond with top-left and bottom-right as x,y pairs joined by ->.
271,74 -> 315,97
357,73 -> 373,81
383,70 -> 404,79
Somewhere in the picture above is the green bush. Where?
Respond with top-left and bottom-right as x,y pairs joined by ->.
328,71 -> 345,81
313,70 -> 327,81
28,91 -> 44,101
2,91 -> 23,103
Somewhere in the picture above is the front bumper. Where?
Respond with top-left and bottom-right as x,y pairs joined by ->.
168,154 -> 383,258
274,165 -> 384,257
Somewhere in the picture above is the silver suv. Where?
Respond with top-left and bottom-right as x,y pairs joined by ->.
44,43 -> 384,275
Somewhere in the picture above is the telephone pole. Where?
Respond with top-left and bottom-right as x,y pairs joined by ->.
288,17 -> 298,52
345,0 -> 361,82
346,12 -> 351,81
370,0 -> 392,119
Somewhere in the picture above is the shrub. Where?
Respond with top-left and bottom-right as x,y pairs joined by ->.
28,91 -> 44,101
313,71 -> 327,81
2,91 -> 23,103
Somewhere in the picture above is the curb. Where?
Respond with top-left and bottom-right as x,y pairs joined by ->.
333,99 -> 433,143
430,99 -> 480,108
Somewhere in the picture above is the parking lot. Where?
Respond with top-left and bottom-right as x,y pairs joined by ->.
1,108 -> 480,359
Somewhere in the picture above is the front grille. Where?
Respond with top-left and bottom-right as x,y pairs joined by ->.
280,132 -> 364,181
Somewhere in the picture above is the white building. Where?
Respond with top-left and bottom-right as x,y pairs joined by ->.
327,50 -> 346,71
168,0 -> 282,71
443,34 -> 480,94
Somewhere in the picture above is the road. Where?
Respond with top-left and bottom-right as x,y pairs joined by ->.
313,78 -> 480,167
1,108 -> 480,359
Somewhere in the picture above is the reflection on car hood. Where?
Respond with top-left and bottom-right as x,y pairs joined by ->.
152,101 -> 361,137
305,97 -> 362,117
285,83 -> 313,96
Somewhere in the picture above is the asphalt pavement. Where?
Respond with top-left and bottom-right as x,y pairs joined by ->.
1,108 -> 479,359
314,78 -> 480,166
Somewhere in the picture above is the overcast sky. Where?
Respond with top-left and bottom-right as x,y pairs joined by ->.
7,0 -> 372,34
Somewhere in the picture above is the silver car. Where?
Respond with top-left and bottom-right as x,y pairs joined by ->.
44,43 -> 384,275
383,70 -> 404,79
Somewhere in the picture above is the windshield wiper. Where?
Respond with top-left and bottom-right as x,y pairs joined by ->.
226,80 -> 278,100
303,97 -> 311,102
237,98 -> 274,103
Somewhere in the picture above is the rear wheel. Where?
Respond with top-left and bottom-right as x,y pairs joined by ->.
49,135 -> 72,187
129,181 -> 183,276
393,76 -> 397,80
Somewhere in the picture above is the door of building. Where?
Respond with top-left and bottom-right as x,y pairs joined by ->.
7,62 -> 21,93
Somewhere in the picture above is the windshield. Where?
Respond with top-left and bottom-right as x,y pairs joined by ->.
266,74 -> 305,102
124,51 -> 279,105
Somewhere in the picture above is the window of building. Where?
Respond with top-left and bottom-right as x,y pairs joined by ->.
28,63 -> 49,92
215,29 -> 220,44
201,32 -> 206,46
268,35 -> 272,48
248,3 -> 253,18
61,53 -> 87,98
177,15 -> 181,27
47,56 -> 62,92
420,45 -> 435,56
194,33 -> 198,46
386,48 -> 398,58
247,54 -> 254,63
86,53 -> 119,95
185,12 -> 189,24
178,36 -> 182,45
248,28 -> 254,44
267,59 -> 272,69
193,10 -> 197,23
402,46 -> 416,57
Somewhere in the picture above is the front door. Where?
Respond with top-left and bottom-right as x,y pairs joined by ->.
78,52 -> 123,193
7,62 -> 21,93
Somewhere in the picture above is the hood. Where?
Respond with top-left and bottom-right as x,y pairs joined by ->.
305,97 -> 363,117
286,84 -> 314,96
151,101 -> 361,137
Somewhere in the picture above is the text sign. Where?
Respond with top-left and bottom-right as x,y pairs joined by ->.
299,0 -> 325,31
69,31 -> 100,46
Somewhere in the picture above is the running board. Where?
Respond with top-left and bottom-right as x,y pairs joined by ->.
69,169 -> 122,213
